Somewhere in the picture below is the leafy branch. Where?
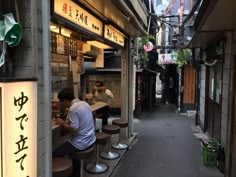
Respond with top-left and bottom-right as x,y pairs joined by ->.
173,49 -> 192,69
138,35 -> 155,47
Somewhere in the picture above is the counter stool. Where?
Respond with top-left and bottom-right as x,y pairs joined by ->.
86,132 -> 109,174
100,124 -> 120,160
70,146 -> 95,177
52,157 -> 73,177
112,119 -> 129,150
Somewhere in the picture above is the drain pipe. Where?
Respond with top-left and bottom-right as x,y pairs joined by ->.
42,0 -> 52,176
114,0 -> 147,35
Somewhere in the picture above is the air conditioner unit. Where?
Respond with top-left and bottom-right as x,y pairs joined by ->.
82,43 -> 101,57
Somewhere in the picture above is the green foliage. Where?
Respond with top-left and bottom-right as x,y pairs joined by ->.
173,49 -> 192,69
134,35 -> 155,67
138,35 -> 155,46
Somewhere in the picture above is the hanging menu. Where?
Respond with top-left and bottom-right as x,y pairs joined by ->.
50,32 -> 77,56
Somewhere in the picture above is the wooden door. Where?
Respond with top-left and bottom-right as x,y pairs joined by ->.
183,65 -> 196,104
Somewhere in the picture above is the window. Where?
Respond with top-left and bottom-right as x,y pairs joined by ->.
208,61 -> 222,104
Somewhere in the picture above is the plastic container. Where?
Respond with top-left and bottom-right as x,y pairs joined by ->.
201,140 -> 220,166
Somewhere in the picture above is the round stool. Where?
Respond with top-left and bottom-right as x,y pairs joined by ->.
70,146 -> 95,177
100,124 -> 120,160
52,157 -> 73,177
86,132 -> 109,174
112,119 -> 129,150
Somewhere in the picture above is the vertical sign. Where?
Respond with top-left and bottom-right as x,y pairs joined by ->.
121,58 -> 127,86
0,81 -> 37,177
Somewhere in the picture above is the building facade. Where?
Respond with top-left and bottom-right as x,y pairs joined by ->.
190,0 -> 236,176
0,0 -> 149,176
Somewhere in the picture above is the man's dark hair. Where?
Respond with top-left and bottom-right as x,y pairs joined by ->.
58,88 -> 75,102
95,81 -> 104,87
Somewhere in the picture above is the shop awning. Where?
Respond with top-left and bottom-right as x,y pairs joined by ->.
77,0 -> 148,37
189,0 -> 236,48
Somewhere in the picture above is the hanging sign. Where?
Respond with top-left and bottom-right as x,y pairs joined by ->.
0,81 -> 37,177
104,25 -> 125,47
158,53 -> 176,64
54,0 -> 103,36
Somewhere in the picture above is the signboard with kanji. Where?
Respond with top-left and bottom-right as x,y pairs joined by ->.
0,81 -> 37,177
54,0 -> 103,36
104,25 -> 125,47
158,53 -> 176,64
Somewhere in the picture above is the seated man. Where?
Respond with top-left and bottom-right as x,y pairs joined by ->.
93,81 -> 114,126
53,88 -> 96,176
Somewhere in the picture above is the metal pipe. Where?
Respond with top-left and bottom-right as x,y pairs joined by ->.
178,69 -> 182,112
183,0 -> 202,24
115,0 -> 147,35
147,0 -> 152,33
42,0 -> 52,176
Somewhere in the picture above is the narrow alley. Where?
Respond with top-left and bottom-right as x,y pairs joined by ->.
110,104 -> 224,177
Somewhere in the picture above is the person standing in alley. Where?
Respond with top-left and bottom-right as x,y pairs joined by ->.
93,81 -> 114,126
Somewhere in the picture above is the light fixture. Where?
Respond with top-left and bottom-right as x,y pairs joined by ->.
143,41 -> 153,52
61,28 -> 72,37
50,25 -> 57,29
87,40 -> 112,49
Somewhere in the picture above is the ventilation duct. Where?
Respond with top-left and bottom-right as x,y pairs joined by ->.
82,43 -> 101,59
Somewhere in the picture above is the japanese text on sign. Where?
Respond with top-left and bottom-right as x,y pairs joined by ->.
104,25 -> 125,47
54,0 -> 103,36
0,81 -> 37,177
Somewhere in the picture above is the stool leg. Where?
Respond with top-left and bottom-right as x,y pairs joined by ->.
112,130 -> 128,150
100,135 -> 120,160
80,160 -> 83,177
86,144 -> 108,174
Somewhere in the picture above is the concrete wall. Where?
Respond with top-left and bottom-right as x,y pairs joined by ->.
2,0 -> 50,176
221,32 -> 233,147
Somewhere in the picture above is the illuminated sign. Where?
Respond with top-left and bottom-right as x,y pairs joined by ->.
104,25 -> 125,47
158,53 -> 176,64
0,81 -> 37,177
54,0 -> 103,36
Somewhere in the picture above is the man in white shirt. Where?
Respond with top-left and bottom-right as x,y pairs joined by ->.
93,81 -> 114,125
53,88 -> 96,176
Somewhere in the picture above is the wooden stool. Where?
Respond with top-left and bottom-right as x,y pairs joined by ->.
70,146 -> 95,177
100,124 -> 120,160
86,132 -> 109,174
52,157 -> 73,177
112,119 -> 129,150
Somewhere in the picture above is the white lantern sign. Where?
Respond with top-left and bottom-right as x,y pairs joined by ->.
0,80 -> 37,177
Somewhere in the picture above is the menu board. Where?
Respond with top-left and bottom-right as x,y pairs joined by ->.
51,53 -> 70,91
50,32 -> 77,56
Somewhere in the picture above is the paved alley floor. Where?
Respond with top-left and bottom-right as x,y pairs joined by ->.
110,104 -> 224,177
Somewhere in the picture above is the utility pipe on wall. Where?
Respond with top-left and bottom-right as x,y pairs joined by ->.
42,0 -> 52,176
114,0 -> 147,35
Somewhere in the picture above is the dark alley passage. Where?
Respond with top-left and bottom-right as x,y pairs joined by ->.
110,104 -> 224,177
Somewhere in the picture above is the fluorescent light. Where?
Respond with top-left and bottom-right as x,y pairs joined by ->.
87,41 -> 112,49
50,25 -> 57,29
